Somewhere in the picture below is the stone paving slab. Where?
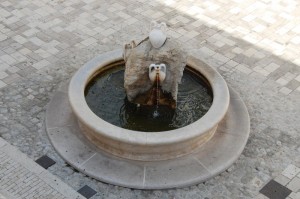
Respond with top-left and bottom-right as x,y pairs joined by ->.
0,137 -> 85,199
257,164 -> 300,199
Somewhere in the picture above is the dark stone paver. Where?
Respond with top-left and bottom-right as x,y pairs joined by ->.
35,155 -> 56,169
78,185 -> 97,199
260,180 -> 292,199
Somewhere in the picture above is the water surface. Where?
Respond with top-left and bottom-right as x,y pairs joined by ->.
85,65 -> 213,132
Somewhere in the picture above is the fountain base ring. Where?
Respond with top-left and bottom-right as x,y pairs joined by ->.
46,82 -> 249,189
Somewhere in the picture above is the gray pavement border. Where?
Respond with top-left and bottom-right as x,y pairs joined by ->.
0,137 -> 85,199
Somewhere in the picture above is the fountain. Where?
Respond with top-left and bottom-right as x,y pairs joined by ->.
46,22 -> 250,189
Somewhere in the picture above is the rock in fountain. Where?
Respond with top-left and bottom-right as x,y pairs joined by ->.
123,21 -> 187,108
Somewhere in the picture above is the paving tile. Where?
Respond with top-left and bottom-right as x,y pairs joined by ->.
29,37 -> 45,46
0,54 -> 17,65
23,28 -> 39,37
198,46 -> 216,57
279,87 -> 292,95
265,63 -> 280,73
276,78 -> 289,86
213,53 -> 230,64
226,60 -> 239,68
260,180 -> 292,199
232,47 -> 244,54
2,73 -> 22,84
81,37 -> 97,46
243,48 -> 257,57
18,48 -> 32,55
253,66 -> 270,76
35,49 -> 51,58
289,192 -> 300,199
287,177 -> 300,192
236,64 -> 252,74
32,60 -> 50,69
286,80 -> 300,91
275,174 -> 292,186
255,193 -> 269,199
77,185 -> 97,199
35,155 -> 56,169
2,47 -> 16,55
282,165 -> 300,179
10,52 -> 27,62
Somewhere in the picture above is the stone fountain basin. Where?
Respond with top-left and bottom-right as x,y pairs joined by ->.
68,49 -> 229,161
46,49 -> 249,189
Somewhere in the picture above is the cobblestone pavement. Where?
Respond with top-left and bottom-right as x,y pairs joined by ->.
0,138 -> 84,199
0,0 -> 299,198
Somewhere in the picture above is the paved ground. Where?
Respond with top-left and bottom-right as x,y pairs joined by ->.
0,0 -> 299,198
0,137 -> 84,199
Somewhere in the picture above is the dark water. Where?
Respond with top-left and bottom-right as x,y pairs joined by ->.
85,65 -> 213,132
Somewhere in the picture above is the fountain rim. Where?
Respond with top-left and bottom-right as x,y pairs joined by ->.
68,49 -> 229,146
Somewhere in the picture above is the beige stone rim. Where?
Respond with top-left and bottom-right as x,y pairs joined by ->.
68,49 -> 230,161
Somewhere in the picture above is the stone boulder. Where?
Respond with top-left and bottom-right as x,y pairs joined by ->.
123,37 -> 187,108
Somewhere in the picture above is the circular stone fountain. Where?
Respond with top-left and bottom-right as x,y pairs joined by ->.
46,49 -> 250,189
